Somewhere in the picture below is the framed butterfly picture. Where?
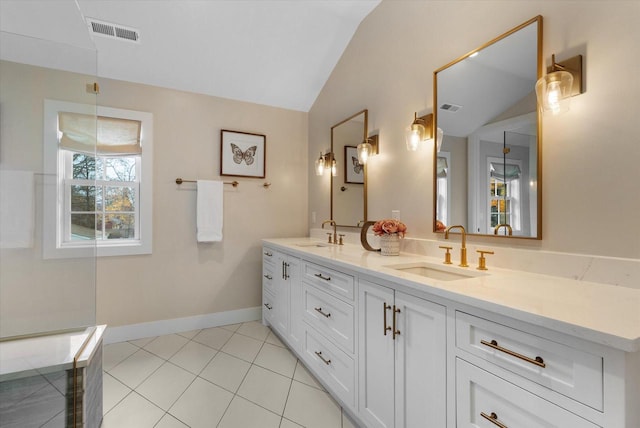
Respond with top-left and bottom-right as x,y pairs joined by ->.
220,130 -> 266,178
344,146 -> 364,184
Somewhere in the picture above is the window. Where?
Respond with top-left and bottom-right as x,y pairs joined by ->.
44,100 -> 153,258
487,158 -> 521,233
436,153 -> 450,226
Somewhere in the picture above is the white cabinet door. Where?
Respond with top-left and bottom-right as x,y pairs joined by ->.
358,280 -> 396,428
394,291 -> 446,428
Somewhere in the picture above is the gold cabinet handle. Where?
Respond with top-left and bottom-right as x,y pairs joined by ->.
264,251 -> 272,257
314,273 -> 331,281
383,303 -> 392,336
392,305 -> 401,340
480,339 -> 546,368
480,412 -> 508,428
263,274 -> 272,280
315,351 -> 331,365
264,303 -> 272,310
314,307 -> 331,318
284,262 -> 290,280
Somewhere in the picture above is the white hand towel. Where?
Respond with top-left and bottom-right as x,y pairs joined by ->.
197,180 -> 223,242
0,170 -> 35,249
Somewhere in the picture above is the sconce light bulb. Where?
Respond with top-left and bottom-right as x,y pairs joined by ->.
315,153 -> 325,176
357,141 -> 372,165
546,80 -> 562,114
331,159 -> 337,176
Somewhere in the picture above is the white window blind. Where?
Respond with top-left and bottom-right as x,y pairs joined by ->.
58,112 -> 142,155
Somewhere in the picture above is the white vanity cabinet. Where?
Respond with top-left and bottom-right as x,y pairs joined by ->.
262,240 -> 640,428
262,247 -> 300,346
358,279 -> 446,428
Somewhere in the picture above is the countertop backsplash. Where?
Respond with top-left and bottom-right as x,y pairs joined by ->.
309,228 -> 640,290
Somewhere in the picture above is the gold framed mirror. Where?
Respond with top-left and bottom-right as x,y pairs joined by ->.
331,109 -> 368,227
433,16 -> 542,239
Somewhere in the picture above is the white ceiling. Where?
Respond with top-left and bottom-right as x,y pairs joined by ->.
0,0 -> 380,112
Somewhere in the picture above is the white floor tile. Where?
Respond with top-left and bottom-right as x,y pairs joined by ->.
284,381 -> 342,428
236,321 -> 271,341
192,327 -> 234,350
169,377 -> 233,428
218,395 -> 281,428
102,342 -> 139,372
154,413 -> 190,428
128,336 -> 156,348
280,418 -> 304,428
265,331 -> 285,348
253,343 -> 297,378
102,373 -> 131,413
176,329 -> 201,339
136,362 -> 196,410
236,365 -> 292,415
169,340 -> 217,374
102,392 -> 164,428
143,334 -> 189,360
293,360 -> 325,391
220,323 -> 242,332
221,333 -> 264,362
199,352 -> 251,393
108,349 -> 164,389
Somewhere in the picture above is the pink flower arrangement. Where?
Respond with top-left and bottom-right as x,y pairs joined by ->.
372,219 -> 407,238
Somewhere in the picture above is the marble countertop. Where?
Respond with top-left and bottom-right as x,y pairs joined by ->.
264,238 -> 640,353
0,325 -> 106,381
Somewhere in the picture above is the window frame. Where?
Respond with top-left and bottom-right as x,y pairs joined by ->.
44,100 -> 153,258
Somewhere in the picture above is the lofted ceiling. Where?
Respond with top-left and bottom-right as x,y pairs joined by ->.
0,0 -> 381,112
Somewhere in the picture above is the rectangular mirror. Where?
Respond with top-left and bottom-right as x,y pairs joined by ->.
434,16 -> 542,239
331,109 -> 368,227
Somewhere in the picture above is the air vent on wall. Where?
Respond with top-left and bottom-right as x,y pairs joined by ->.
440,103 -> 462,113
87,18 -> 141,43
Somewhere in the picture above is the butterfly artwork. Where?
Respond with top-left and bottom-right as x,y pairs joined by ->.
352,156 -> 363,174
220,130 -> 266,178
344,146 -> 364,184
231,143 -> 257,165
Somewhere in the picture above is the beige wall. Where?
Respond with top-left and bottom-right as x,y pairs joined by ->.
309,0 -> 640,259
96,77 -> 308,327
1,61 -> 308,331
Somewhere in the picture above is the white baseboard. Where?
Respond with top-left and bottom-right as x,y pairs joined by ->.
103,306 -> 261,344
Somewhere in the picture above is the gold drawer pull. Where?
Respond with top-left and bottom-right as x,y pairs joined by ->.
480,339 -> 546,368
264,251 -> 272,257
315,351 -> 331,365
314,273 -> 331,281
263,274 -> 272,280
314,307 -> 331,318
264,303 -> 273,310
392,305 -> 401,340
480,412 -> 508,428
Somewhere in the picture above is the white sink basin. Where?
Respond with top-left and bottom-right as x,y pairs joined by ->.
295,242 -> 330,248
384,262 -> 486,282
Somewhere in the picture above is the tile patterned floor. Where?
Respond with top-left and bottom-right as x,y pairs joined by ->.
102,321 -> 358,428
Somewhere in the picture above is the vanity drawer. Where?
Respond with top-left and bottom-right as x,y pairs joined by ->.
302,325 -> 355,408
456,358 -> 599,428
262,291 -> 276,325
455,311 -> 603,410
302,283 -> 355,353
262,247 -> 276,267
302,262 -> 354,301
262,263 -> 277,296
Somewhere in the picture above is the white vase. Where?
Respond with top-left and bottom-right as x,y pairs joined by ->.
379,234 -> 400,256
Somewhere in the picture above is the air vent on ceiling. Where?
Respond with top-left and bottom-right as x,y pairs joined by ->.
440,103 -> 462,113
87,18 -> 141,43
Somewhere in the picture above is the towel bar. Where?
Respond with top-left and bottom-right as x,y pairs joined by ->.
176,178 -> 238,187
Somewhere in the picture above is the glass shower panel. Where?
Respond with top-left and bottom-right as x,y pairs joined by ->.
0,31 -> 98,339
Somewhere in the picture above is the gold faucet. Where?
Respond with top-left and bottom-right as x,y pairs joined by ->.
322,220 -> 337,244
444,225 -> 468,267
494,224 -> 513,236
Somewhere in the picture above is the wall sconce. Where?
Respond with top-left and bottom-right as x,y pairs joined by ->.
535,54 -> 584,115
405,112 -> 433,151
315,151 -> 336,176
357,134 -> 379,165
